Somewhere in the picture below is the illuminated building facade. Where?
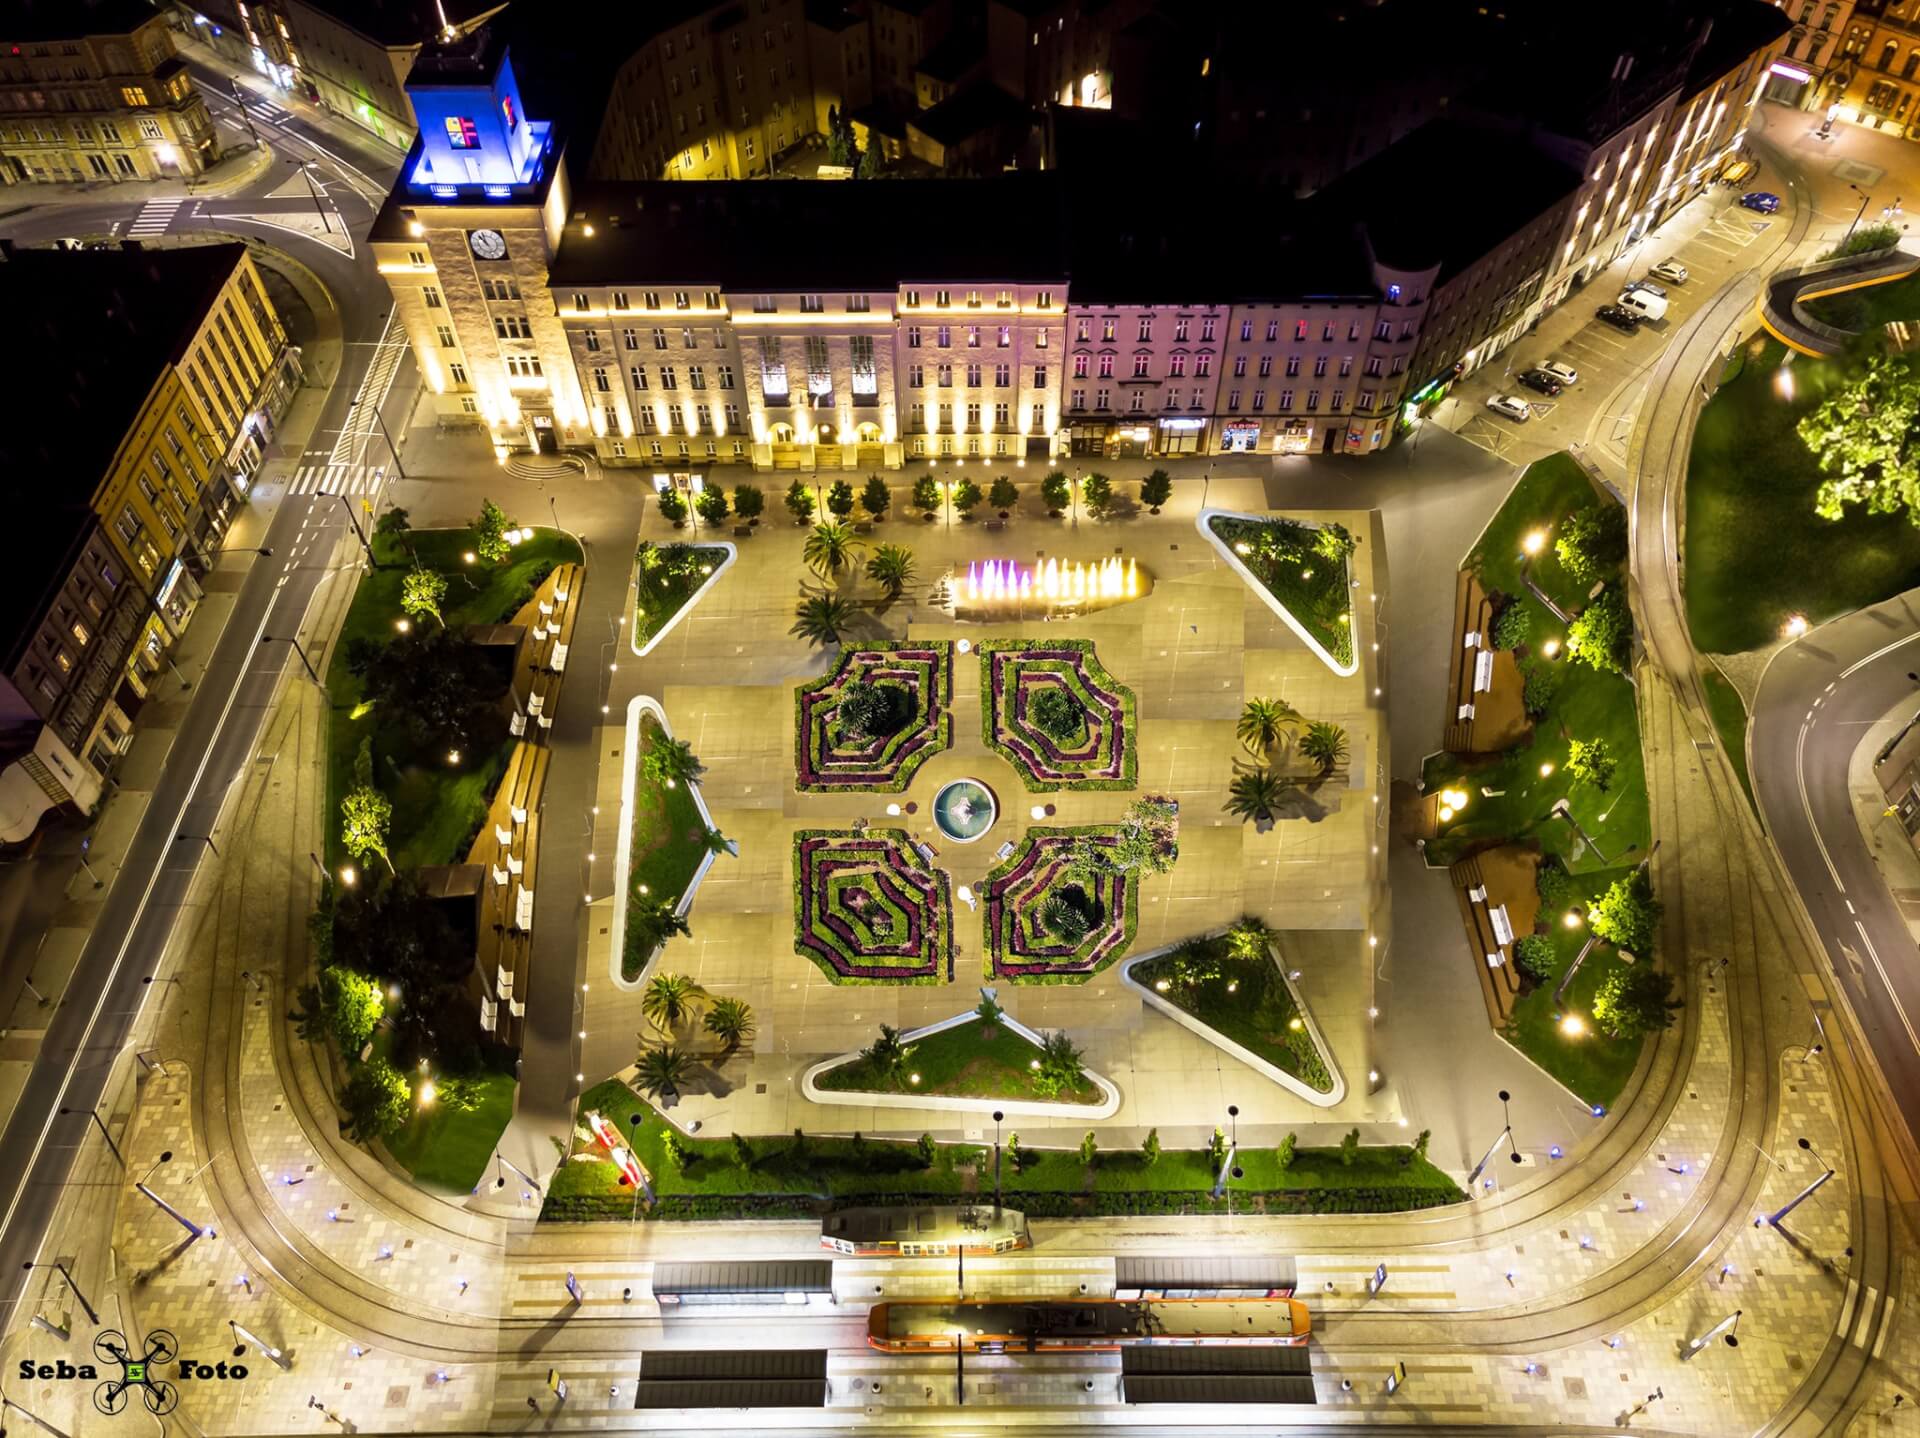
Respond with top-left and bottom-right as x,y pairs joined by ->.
0,0 -> 218,185
0,241 -> 296,841
1760,0 -> 1855,109
1829,0 -> 1920,136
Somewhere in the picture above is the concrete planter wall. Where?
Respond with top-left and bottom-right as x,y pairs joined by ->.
1197,507 -> 1359,677
629,540 -> 738,658
1120,937 -> 1346,1107
610,694 -> 719,991
801,1009 -> 1121,1119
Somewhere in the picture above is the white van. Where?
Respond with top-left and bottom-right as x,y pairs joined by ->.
1616,288 -> 1668,322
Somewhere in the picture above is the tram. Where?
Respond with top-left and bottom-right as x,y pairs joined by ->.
867,1296 -> 1311,1353
822,1205 -> 1031,1257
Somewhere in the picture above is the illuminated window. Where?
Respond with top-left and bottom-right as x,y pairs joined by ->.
502,96 -> 518,130
445,116 -> 480,149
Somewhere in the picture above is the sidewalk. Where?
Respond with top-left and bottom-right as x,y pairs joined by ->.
0,135 -> 276,211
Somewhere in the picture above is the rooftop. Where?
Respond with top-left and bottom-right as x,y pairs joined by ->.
289,0 -> 503,49
910,84 -> 1030,148
0,241 -> 248,497
0,0 -> 163,40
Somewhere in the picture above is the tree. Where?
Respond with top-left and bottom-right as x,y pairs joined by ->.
1028,685 -> 1083,741
860,475 -> 891,521
1512,933 -> 1556,980
953,478 -> 981,518
1041,469 -> 1071,514
1225,767 -> 1286,831
1567,735 -> 1618,791
1275,1131 -> 1296,1171
1141,1128 -> 1161,1167
1082,471 -> 1113,516
321,965 -> 383,1055
1554,504 -> 1627,584
400,567 -> 448,628
790,1126 -> 809,1158
1140,469 -> 1172,513
838,679 -> 908,739
471,500 -> 514,563
975,991 -> 1004,1027
1032,1030 -> 1085,1098
1589,868 -> 1661,957
1493,603 -> 1533,651
340,1057 -> 410,1142
1300,720 -> 1349,776
702,826 -> 732,858
630,894 -> 691,952
289,982 -> 329,1043
375,505 -> 414,559
911,473 -> 941,517
1039,887 -> 1095,938
732,1131 -> 754,1168
989,475 -> 1019,514
656,489 -> 688,526
641,972 -> 708,1034
862,1023 -> 917,1089
1314,522 -> 1356,562
793,592 -> 855,645
865,543 -> 917,599
660,1131 -> 688,1173
1798,353 -> 1920,525
804,521 -> 861,579
434,1074 -> 484,1113
339,777 -> 394,875
643,733 -> 704,787
857,138 -> 881,179
1207,1126 -> 1229,1169
1236,696 -> 1302,757
1225,914 -> 1275,962
635,1043 -> 694,1101
916,1132 -> 937,1166
826,103 -> 852,166
1339,1127 -> 1360,1167
1078,1130 -> 1098,1165
704,995 -> 757,1053
784,479 -> 817,524
353,628 -> 503,749
329,875 -> 477,1068
694,484 -> 729,525
1593,963 -> 1682,1039
1568,586 -> 1633,675
1414,1128 -> 1432,1162
732,484 -> 765,521
826,479 -> 855,520
1005,1131 -> 1022,1170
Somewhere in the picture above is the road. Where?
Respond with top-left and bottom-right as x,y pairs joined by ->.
0,61 -> 413,1328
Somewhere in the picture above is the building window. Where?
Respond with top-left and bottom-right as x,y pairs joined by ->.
800,294 -> 824,312
423,286 -> 443,309
937,326 -> 951,347
1332,389 -> 1345,410
1227,389 -> 1241,411
436,325 -> 455,347
966,362 -> 982,386
1358,388 -> 1376,410
1038,291 -> 1052,308
505,356 -> 543,377
593,368 -> 611,392
997,325 -> 1011,347
1278,389 -> 1293,410
1130,392 -> 1146,413
849,295 -> 870,312
910,363 -> 926,387
995,363 -> 1012,387
623,328 -> 639,350
585,331 -> 602,352
661,365 -> 678,389
1174,319 -> 1189,342
1313,356 -> 1328,377
653,328 -> 668,349
967,402 -> 982,426
966,326 -> 981,348
1101,319 -> 1116,342
1073,353 -> 1089,379
1133,352 -> 1152,378
1071,388 -> 1086,409
1076,318 -> 1091,342
1095,387 -> 1109,409
994,402 -> 1010,425
1169,352 -> 1187,377
908,326 -> 921,348
493,316 -> 531,339
1098,354 -> 1115,379
937,363 -> 953,386
1307,389 -> 1320,409
450,363 -> 468,384
630,365 -> 648,389
718,364 -> 734,388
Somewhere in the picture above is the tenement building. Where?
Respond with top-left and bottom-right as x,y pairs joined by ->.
0,0 -> 219,185
0,242 -> 298,842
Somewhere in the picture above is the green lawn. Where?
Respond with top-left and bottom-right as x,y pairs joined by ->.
623,715 -> 709,979
816,1019 -> 1102,1105
1423,455 -> 1648,869
1701,668 -> 1756,813
1504,865 -> 1647,1108
1130,942 -> 1331,1092
324,526 -> 583,870
1208,514 -> 1356,666
1804,267 -> 1920,331
381,1065 -> 516,1193
1686,336 -> 1920,653
544,1080 -> 1463,1221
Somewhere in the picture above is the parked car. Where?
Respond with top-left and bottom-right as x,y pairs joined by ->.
1739,191 -> 1781,213
1596,304 -> 1643,332
1720,157 -> 1758,187
1649,258 -> 1689,285
1624,278 -> 1667,299
1537,360 -> 1579,386
1516,369 -> 1564,397
1616,288 -> 1668,322
1486,394 -> 1533,422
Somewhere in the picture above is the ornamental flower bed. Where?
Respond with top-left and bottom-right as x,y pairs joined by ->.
795,642 -> 953,791
793,828 -> 953,984
983,826 -> 1138,983
979,639 -> 1136,791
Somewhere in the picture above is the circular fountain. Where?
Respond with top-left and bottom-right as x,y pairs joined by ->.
932,778 -> 997,843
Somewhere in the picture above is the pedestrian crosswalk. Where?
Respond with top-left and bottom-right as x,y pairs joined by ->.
126,197 -> 184,237
285,462 -> 386,496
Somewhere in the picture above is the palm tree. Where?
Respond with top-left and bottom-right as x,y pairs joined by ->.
642,733 -> 704,787
1225,767 -> 1287,832
702,826 -> 732,858
1236,696 -> 1302,758
1300,720 -> 1350,776
703,996 -> 757,1054
633,895 -> 691,949
865,543 -> 917,599
861,1023 -> 917,1090
1225,914 -> 1276,962
641,972 -> 708,1034
635,1043 -> 694,1102
793,593 -> 855,645
803,521 -> 862,580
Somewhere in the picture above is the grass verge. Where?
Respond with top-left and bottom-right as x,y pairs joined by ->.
623,714 -> 708,979
1129,940 -> 1331,1092
1701,668 -> 1756,814
381,1066 -> 516,1193
815,1019 -> 1101,1105
544,1080 -> 1463,1221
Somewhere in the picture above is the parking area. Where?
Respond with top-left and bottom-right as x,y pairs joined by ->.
1435,180 -> 1783,468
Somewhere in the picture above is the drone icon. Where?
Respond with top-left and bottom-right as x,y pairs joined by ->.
91,1330 -> 178,1417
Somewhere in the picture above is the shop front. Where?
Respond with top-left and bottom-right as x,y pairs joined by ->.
1218,420 -> 1263,454
1156,416 -> 1206,456
1273,421 -> 1314,455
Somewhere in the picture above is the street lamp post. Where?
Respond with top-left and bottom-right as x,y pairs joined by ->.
1765,1137 -> 1836,1229
955,1332 -> 965,1407
59,1105 -> 124,1167
1466,1089 -> 1524,1192
335,494 -> 375,563
1846,183 -> 1872,246
991,1109 -> 1004,1218
21,1261 -> 97,1326
260,634 -> 323,688
350,395 -> 406,481
293,160 -> 334,236
1680,1309 -> 1741,1359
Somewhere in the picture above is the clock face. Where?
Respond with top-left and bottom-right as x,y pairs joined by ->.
469,228 -> 507,261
